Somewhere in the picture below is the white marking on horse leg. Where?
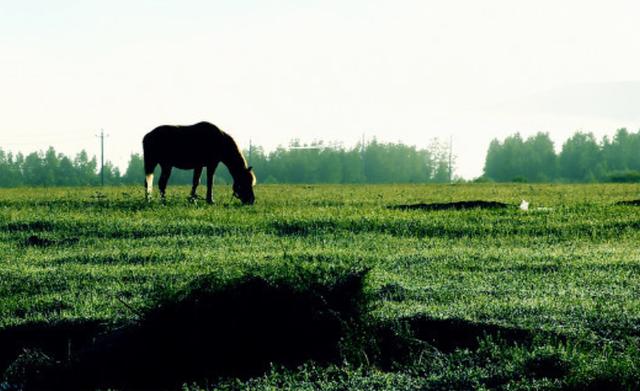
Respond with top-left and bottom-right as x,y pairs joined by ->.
145,173 -> 154,200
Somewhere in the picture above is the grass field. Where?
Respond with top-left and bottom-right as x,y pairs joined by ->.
1,183 -> 640,390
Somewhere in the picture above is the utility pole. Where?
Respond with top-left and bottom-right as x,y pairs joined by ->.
361,133 -> 366,179
448,135 -> 453,183
96,129 -> 107,186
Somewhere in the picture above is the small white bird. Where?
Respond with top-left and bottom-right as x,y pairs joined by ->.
519,199 -> 529,211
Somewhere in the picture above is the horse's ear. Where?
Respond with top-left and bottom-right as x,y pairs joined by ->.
248,166 -> 253,171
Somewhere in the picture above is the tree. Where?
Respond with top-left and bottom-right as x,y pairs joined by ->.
74,150 -> 98,186
523,133 -> 556,182
22,152 -> 45,186
57,156 -> 78,186
122,153 -> 145,185
483,139 -> 503,181
0,149 -> 23,187
558,132 -> 602,181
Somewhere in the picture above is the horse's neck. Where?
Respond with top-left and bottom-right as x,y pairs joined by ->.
221,138 -> 247,179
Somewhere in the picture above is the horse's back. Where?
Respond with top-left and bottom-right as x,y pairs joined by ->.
144,121 -> 221,143
143,122 -> 225,169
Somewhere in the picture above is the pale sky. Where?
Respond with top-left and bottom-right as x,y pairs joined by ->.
2,0 -> 640,179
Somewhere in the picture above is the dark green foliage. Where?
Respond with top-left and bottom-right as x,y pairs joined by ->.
0,148 -> 108,187
484,128 -> 640,183
0,139 -> 452,187
484,132 -> 557,182
607,170 -> 640,183
558,132 -> 602,181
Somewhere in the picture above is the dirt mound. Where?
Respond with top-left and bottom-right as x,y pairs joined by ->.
0,320 -> 104,382
2,270 -> 561,390
371,314 -> 559,370
2,271 -> 367,390
390,200 -> 511,211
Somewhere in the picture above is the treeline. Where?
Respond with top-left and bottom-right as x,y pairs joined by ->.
484,128 -> 640,182
0,139 -> 453,187
0,147 -> 122,187
243,139 -> 452,184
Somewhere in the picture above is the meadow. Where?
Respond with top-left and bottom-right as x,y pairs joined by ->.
1,183 -> 640,390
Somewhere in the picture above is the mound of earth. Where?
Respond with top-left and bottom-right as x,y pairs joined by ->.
2,269 -> 561,390
390,200 -> 510,211
2,271 -> 367,390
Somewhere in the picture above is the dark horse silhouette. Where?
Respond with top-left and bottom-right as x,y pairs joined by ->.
143,122 -> 255,205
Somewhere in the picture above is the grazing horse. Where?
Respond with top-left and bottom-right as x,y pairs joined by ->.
142,122 -> 256,205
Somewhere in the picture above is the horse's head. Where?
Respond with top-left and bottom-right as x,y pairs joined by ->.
233,166 -> 256,205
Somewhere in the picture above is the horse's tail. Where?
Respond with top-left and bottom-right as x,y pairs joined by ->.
142,134 -> 157,196
142,135 -> 156,175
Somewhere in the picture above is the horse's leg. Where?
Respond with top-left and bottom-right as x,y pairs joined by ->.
190,166 -> 203,200
145,173 -> 154,202
144,162 -> 157,202
205,163 -> 219,204
159,165 -> 172,203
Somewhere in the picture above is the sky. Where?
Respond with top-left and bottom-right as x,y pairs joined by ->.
2,0 -> 640,179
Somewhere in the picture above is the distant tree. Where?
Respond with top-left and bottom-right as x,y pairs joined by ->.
483,134 -> 527,182
483,139 -> 503,181
363,139 -> 389,183
484,133 -> 556,182
0,149 -> 23,187
523,133 -> 556,182
22,152 -> 45,186
428,139 -> 451,183
341,147 -> 366,183
122,153 -> 145,185
558,132 -> 602,181
317,148 -> 343,183
57,156 -> 78,186
0,138 -> 457,186
74,150 -> 98,186
501,133 -> 527,181
601,128 -> 640,173
101,161 -> 121,185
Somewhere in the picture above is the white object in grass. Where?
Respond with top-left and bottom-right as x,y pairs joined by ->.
519,200 -> 529,211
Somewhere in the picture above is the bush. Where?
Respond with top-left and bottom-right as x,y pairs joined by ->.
606,170 -> 640,183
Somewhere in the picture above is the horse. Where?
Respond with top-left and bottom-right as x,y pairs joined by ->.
142,122 -> 256,205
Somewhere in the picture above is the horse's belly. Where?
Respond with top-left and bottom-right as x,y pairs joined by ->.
164,156 -> 203,169
158,148 -> 207,169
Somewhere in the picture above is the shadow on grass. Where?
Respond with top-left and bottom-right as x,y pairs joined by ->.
370,314 -> 548,373
22,235 -> 79,247
1,271 -> 366,390
0,320 -> 105,381
615,199 -> 640,206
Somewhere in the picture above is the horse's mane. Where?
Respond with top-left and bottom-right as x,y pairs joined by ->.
221,131 -> 256,184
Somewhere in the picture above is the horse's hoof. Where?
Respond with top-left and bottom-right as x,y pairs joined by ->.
206,199 -> 214,205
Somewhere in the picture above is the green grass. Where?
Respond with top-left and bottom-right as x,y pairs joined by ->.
1,183 -> 640,389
